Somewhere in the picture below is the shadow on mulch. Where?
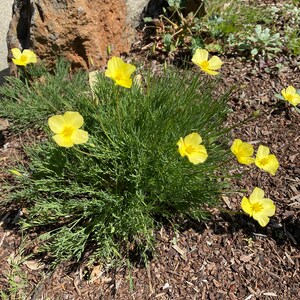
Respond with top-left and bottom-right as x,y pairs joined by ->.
1,205 -> 300,270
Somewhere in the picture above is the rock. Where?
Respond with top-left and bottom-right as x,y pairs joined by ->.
7,0 -> 161,71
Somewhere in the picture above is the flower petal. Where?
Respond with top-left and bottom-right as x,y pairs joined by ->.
177,137 -> 186,157
52,134 -> 73,148
291,95 -> 300,106
237,156 -> 255,165
256,145 -> 270,158
202,68 -> 219,76
120,62 -> 136,78
105,56 -> 121,78
261,198 -> 276,216
63,111 -> 84,129
116,77 -> 133,89
48,115 -> 66,133
11,48 -> 22,59
184,132 -> 202,146
208,56 -> 223,70
286,85 -> 296,94
241,196 -> 252,216
261,155 -> 279,175
230,139 -> 243,155
23,49 -> 37,63
71,129 -> 89,145
249,187 -> 264,203
253,213 -> 270,227
12,58 -> 26,66
186,145 -> 208,164
192,49 -> 208,65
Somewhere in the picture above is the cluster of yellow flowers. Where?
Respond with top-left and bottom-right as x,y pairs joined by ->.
231,139 -> 279,176
11,47 -> 298,227
230,139 -> 279,227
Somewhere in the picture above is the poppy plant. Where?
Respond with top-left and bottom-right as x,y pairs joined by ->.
11,48 -> 37,66
48,111 -> 89,148
281,86 -> 300,107
105,56 -> 136,88
230,139 -> 255,165
192,48 -> 223,76
177,132 -> 208,165
255,145 -> 279,176
241,187 -> 276,227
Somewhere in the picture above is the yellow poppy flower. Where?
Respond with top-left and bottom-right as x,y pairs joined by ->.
230,139 -> 255,165
241,187 -> 276,227
48,111 -> 89,148
255,145 -> 279,176
192,48 -> 223,76
11,48 -> 37,66
281,86 -> 300,107
105,56 -> 136,88
177,132 -> 208,165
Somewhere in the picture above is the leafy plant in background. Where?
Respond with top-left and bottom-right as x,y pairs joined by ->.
149,0 -> 300,59
232,25 -> 283,58
282,3 -> 300,55
155,0 -> 205,54
0,59 -> 233,266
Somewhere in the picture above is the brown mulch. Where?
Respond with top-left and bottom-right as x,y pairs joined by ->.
1,24 -> 300,300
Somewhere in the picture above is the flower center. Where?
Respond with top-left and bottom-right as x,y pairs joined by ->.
259,157 -> 269,166
115,72 -> 123,81
286,94 -> 294,101
200,61 -> 209,69
185,145 -> 196,155
61,126 -> 74,139
250,202 -> 263,213
20,54 -> 28,63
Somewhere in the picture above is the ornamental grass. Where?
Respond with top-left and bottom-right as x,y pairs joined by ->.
1,59 -> 233,265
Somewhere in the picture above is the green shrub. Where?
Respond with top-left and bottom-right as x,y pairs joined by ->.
0,61 -> 233,265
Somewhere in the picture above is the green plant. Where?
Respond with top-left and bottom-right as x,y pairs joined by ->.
282,4 -> 300,55
0,60 -> 233,266
227,25 -> 283,58
0,236 -> 32,299
247,25 -> 282,57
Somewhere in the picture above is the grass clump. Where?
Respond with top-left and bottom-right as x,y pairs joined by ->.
0,60 -> 232,265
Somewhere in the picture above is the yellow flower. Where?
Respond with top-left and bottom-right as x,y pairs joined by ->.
281,86 -> 300,106
48,111 -> 89,148
230,139 -> 255,165
105,56 -> 136,88
255,145 -> 279,176
192,48 -> 223,76
11,48 -> 37,66
177,132 -> 208,165
241,187 -> 276,227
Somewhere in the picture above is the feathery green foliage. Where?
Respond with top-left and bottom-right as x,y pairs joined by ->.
0,61 -> 233,265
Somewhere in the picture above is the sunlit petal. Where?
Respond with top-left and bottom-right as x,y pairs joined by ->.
249,187 -> 264,202
11,48 -> 22,59
208,56 -> 223,70
184,132 -> 202,146
187,145 -> 208,164
23,49 -> 37,63
192,49 -> 209,65
48,115 -> 66,133
241,197 -> 252,216
52,134 -> 73,148
71,129 -> 89,145
256,145 -> 270,158
63,111 -> 84,129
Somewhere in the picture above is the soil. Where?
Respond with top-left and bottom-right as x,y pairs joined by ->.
1,9 -> 300,300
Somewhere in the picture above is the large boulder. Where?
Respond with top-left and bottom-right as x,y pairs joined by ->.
7,0 -> 160,70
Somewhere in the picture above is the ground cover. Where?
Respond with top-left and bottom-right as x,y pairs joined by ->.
0,0 -> 300,299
